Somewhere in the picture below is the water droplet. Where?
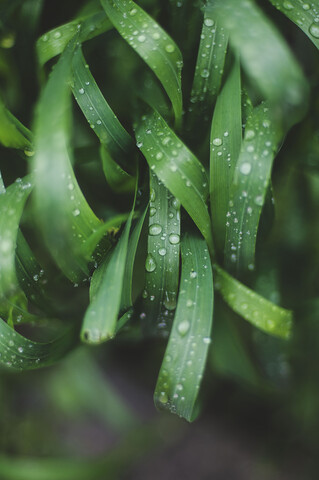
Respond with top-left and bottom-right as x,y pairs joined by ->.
138,34 -> 146,42
309,22 -> 319,38
240,162 -> 252,175
283,1 -> 294,9
190,271 -> 197,279
178,320 -> 190,336
302,3 -> 310,10
156,151 -> 163,160
129,7 -> 137,15
165,44 -> 175,53
149,223 -> 162,236
18,347 -> 24,353
203,337 -> 211,345
8,340 -> 14,347
169,233 -> 180,245
186,299 -> 193,307
159,391 -> 168,404
149,207 -> 156,217
245,129 -> 255,140
158,248 -> 167,256
204,18 -> 214,27
78,88 -> 85,94
72,208 -> 80,216
212,137 -> 223,146
53,31 -> 61,39
145,253 -> 156,272
254,195 -> 263,206
200,68 -> 210,78
152,32 -> 160,40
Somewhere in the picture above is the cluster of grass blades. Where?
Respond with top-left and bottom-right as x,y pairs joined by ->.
0,0 -> 318,423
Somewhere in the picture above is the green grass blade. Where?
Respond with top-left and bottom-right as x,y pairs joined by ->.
135,109 -> 214,254
224,102 -> 281,274
0,176 -> 33,299
100,0 -> 183,125
71,46 -> 134,170
36,11 -> 112,67
100,146 -> 136,192
269,0 -> 319,50
188,10 -> 228,126
121,204 -> 148,311
81,211 -> 134,344
214,265 -> 292,339
15,231 -> 55,315
141,173 -> 181,337
0,96 -> 33,151
210,57 -> 242,257
207,0 -> 308,109
32,36 -> 102,283
154,233 -> 214,421
0,319 -> 77,370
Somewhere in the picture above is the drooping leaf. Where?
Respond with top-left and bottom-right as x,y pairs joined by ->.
71,46 -> 134,172
214,265 -> 293,339
100,0 -> 183,124
269,0 -> 319,50
36,10 -> 112,67
81,210 -> 134,343
154,233 -> 214,421
135,109 -> 214,254
32,35 -> 102,283
0,176 -> 33,299
0,319 -> 77,370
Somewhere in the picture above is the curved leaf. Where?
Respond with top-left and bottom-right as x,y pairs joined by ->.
100,0 -> 183,124
135,109 -> 214,254
269,0 -> 319,50
0,320 -> 77,370
32,36 -> 102,283
214,265 -> 293,339
208,0 -> 308,109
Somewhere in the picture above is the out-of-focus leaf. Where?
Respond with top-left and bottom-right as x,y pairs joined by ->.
32,36 -> 103,283
0,319 -> 77,370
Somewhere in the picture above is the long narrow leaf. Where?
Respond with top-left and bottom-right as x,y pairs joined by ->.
207,0 -> 308,109
32,36 -> 102,283
210,58 -> 242,256
269,0 -> 319,50
224,102 -> 282,274
214,265 -> 292,339
154,233 -> 214,421
100,0 -> 183,124
0,320 -> 77,370
135,109 -> 214,254
141,173 -> 180,337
